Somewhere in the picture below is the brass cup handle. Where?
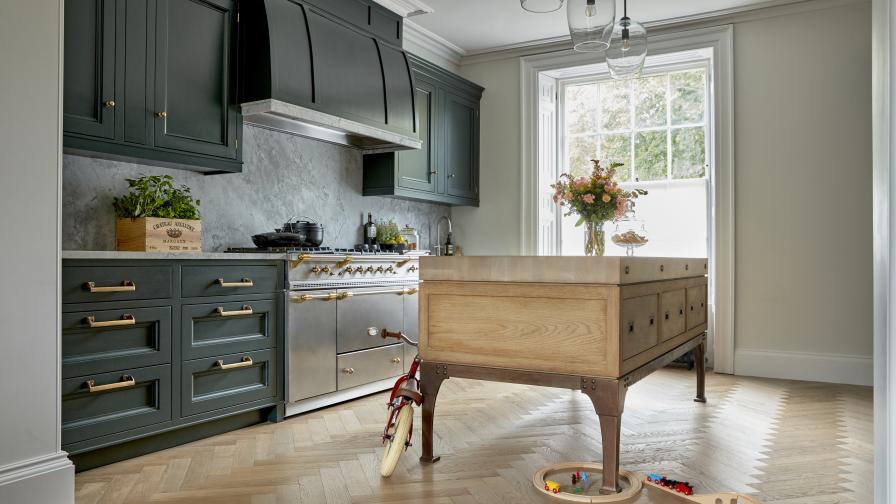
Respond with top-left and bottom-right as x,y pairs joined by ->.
86,374 -> 136,393
214,356 -> 253,370
217,278 -> 254,288
86,280 -> 136,293
86,314 -> 136,328
155,111 -> 167,118
342,367 -> 355,374
216,305 -> 253,317
391,357 -> 402,364
103,99 -> 116,108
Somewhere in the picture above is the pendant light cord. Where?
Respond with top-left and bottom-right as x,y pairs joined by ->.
623,0 -> 628,19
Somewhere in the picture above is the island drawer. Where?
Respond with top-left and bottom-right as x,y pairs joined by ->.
337,344 -> 404,390
62,306 -> 172,379
63,265 -> 173,304
659,289 -> 687,342
181,265 -> 282,298
62,364 -> 171,445
181,299 -> 277,360
181,348 -> 276,417
687,285 -> 707,330
620,294 -> 659,360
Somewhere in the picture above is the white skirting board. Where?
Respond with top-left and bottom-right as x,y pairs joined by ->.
735,349 -> 872,386
0,453 -> 74,504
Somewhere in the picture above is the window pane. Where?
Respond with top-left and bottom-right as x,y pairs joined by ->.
566,135 -> 598,177
634,130 -> 667,181
565,83 -> 597,135
671,69 -> 705,125
599,80 -> 631,131
634,74 -> 668,128
600,134 -> 632,181
671,127 -> 706,179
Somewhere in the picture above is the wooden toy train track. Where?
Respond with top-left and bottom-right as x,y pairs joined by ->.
532,463 -> 762,504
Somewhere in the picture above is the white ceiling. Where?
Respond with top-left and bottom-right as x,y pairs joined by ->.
408,0 -> 778,53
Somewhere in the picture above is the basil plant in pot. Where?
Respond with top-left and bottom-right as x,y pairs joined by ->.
112,175 -> 202,252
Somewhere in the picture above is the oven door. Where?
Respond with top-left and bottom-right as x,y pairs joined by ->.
288,289 -> 338,402
336,286 -> 407,354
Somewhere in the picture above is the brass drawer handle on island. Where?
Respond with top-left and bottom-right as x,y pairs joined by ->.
85,314 -> 136,328
216,277 -> 254,288
214,356 -> 253,370
85,280 -> 136,293
85,374 -> 136,393
216,305 -> 253,317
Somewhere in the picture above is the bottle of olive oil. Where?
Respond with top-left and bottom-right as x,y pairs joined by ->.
364,212 -> 377,246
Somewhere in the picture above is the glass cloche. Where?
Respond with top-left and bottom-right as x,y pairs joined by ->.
611,200 -> 648,255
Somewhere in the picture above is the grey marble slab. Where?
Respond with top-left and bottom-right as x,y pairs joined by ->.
62,250 -> 289,261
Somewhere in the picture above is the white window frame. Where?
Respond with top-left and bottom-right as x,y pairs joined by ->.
520,25 -> 734,373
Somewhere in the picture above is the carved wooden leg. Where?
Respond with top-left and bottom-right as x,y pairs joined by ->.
694,340 -> 707,403
419,362 -> 446,464
583,379 -> 627,494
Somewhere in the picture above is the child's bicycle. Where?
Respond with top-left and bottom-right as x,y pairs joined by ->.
378,329 -> 423,477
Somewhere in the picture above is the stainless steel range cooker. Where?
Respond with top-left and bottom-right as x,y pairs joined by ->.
228,247 -> 423,416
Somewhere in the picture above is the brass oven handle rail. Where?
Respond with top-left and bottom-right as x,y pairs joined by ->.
216,305 -> 254,317
85,314 -> 136,328
290,287 -> 417,303
291,292 -> 341,302
85,280 -> 136,293
86,374 -> 136,393
214,356 -> 253,370
217,278 -> 254,288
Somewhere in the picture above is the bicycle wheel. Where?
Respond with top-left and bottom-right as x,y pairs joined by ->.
380,403 -> 413,477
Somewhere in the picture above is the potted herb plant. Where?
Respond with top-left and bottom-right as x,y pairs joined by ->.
112,175 -> 202,252
376,219 -> 407,252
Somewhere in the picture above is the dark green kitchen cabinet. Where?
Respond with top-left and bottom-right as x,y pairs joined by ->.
63,0 -> 242,173
363,55 -> 484,206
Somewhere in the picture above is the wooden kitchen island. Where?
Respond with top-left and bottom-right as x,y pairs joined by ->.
416,256 -> 709,496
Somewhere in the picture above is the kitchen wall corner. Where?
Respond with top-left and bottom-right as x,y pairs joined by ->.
63,125 -> 449,251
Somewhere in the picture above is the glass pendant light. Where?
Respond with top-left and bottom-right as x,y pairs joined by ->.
567,0 -> 615,52
605,0 -> 647,79
521,0 -> 565,13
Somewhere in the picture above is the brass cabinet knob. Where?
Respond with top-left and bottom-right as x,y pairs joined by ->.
155,111 -> 167,118
342,367 -> 355,374
103,99 -> 116,108
391,357 -> 401,364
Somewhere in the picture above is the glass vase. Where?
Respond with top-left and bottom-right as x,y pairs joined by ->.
584,220 -> 606,256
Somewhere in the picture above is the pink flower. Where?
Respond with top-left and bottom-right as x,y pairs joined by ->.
615,197 -> 628,218
582,193 -> 596,204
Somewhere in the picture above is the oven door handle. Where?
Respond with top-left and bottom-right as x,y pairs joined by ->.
337,288 -> 416,298
290,292 -> 340,302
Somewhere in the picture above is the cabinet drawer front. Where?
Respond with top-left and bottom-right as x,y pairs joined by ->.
181,349 -> 276,417
659,289 -> 687,342
62,306 -> 172,378
182,299 -> 276,360
621,294 -> 659,360
181,265 -> 281,297
63,265 -> 173,303
62,364 -> 171,445
336,289 -> 404,353
337,344 -> 403,390
687,285 -> 707,329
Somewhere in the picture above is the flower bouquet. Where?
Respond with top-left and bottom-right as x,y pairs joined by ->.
551,160 -> 647,256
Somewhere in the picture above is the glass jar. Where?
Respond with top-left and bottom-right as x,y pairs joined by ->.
399,225 -> 419,251
611,200 -> 648,256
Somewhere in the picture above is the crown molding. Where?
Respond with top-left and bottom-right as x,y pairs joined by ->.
403,20 -> 466,66
371,0 -> 434,17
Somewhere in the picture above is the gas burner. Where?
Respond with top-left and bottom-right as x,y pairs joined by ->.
226,246 -> 336,254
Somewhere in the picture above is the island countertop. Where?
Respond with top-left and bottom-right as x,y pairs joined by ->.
62,250 -> 289,261
419,256 -> 708,285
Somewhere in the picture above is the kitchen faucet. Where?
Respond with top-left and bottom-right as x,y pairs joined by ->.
435,216 -> 456,256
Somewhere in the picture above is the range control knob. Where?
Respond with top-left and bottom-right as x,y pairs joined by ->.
376,266 -> 385,273
409,265 -> 418,273
321,266 -> 331,274
354,266 -> 364,274
366,266 -> 375,273
311,266 -> 321,274
342,267 -> 354,275
385,265 -> 395,274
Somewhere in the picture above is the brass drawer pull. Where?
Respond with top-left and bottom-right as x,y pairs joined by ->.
216,305 -> 253,317
342,367 -> 355,374
217,277 -> 254,288
85,314 -> 136,328
215,356 -> 253,370
85,280 -> 136,293
86,374 -> 136,393
391,357 -> 402,364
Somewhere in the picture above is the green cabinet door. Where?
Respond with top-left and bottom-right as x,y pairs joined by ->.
397,78 -> 438,193
63,0 -> 116,139
153,0 -> 238,159
443,90 -> 479,200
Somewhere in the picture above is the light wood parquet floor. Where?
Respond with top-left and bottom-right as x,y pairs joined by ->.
74,368 -> 873,504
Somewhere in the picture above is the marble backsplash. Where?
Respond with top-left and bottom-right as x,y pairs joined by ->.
62,125 -> 449,251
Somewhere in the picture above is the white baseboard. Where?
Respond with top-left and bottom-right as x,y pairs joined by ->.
735,348 -> 873,386
0,452 -> 73,504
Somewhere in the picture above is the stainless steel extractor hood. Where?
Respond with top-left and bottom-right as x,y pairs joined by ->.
239,0 -> 422,153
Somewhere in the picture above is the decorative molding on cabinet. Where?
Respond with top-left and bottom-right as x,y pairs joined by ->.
372,0 -> 434,17
403,20 -> 464,66
735,349 -> 873,387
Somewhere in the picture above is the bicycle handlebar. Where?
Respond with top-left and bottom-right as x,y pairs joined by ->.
381,329 -> 418,347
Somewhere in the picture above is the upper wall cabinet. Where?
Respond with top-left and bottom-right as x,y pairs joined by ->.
63,0 -> 241,174
363,55 -> 484,207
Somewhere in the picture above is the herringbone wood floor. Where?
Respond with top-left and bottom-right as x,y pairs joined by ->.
75,369 -> 873,504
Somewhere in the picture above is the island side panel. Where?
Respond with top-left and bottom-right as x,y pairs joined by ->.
419,281 -> 621,378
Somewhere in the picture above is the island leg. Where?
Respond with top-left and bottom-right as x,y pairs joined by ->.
419,362 -> 446,464
694,340 -> 707,403
584,379 -> 627,495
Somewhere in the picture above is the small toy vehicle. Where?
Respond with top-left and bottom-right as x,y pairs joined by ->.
544,480 -> 561,493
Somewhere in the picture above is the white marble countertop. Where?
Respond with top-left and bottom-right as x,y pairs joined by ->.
62,250 -> 289,261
